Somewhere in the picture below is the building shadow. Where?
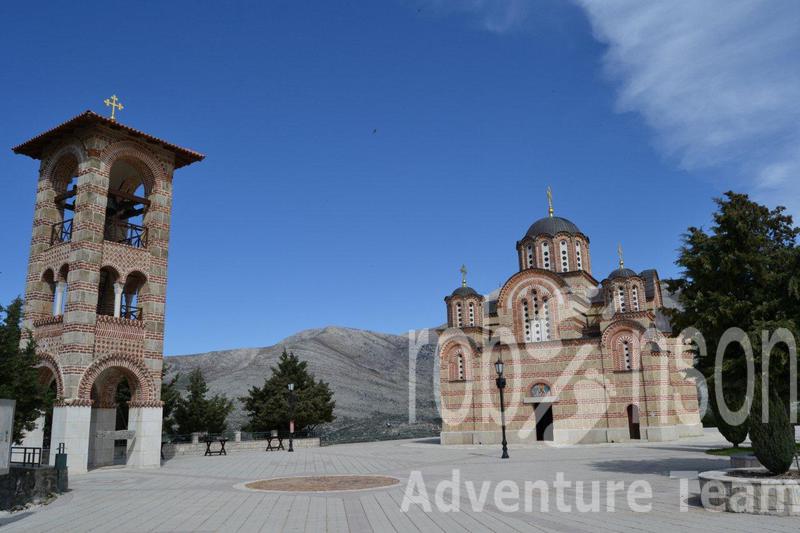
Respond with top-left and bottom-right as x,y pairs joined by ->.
589,456 -> 729,476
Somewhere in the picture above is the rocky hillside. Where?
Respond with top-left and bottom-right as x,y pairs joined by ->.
165,326 -> 441,443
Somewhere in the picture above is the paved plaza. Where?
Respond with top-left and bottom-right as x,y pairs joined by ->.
1,430 -> 797,532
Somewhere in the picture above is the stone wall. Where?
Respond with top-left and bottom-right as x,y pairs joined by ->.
0,466 -> 62,511
162,437 -> 319,458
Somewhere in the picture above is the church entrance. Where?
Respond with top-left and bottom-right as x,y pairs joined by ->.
627,404 -> 641,440
533,403 -> 554,441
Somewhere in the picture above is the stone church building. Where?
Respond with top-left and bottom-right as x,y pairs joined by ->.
438,201 -> 703,445
12,110 -> 203,473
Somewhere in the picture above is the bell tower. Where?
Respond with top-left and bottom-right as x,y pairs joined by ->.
13,109 -> 203,473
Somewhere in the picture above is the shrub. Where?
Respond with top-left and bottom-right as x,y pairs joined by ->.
749,384 -> 795,475
711,389 -> 748,447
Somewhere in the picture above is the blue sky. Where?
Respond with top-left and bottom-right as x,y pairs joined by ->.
1,1 -> 797,355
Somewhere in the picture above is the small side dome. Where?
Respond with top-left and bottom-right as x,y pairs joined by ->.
607,267 -> 637,280
450,286 -> 479,298
525,216 -> 582,239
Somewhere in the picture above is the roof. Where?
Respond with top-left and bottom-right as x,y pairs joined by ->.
525,216 -> 583,239
607,267 -> 638,280
449,286 -> 480,298
12,110 -> 205,169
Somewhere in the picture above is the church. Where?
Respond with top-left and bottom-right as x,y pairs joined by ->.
437,193 -> 703,445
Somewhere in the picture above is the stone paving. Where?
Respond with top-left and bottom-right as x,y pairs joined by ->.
1,429 -> 797,532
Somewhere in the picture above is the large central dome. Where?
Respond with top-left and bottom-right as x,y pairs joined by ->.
525,216 -> 582,239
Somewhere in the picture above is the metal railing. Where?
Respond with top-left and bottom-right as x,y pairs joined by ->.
10,446 -> 44,467
50,219 -> 73,245
121,303 -> 142,320
104,220 -> 148,248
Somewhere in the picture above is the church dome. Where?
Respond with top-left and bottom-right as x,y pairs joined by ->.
525,216 -> 582,239
450,286 -> 479,298
608,267 -> 637,280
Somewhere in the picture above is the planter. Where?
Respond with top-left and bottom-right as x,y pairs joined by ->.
730,454 -> 761,468
698,468 -> 800,516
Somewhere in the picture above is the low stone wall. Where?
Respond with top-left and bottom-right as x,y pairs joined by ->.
162,437 -> 320,458
699,468 -> 800,516
0,466 -> 62,511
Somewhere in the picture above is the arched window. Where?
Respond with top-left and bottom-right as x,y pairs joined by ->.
616,285 -> 626,313
525,290 -> 551,342
541,242 -> 551,270
457,353 -> 465,380
523,299 -> 532,342
105,159 -> 152,249
631,286 -> 640,311
468,302 -> 475,326
54,265 -> 69,316
526,244 -> 534,269
122,272 -> 146,320
530,382 -> 551,398
575,242 -> 583,271
559,240 -> 569,272
455,302 -> 463,327
96,267 -> 120,317
622,340 -> 632,370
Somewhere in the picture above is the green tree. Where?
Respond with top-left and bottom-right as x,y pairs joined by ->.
161,364 -> 181,435
241,349 -> 335,435
0,297 -> 50,443
749,383 -> 797,475
173,368 -> 233,435
666,192 -> 800,442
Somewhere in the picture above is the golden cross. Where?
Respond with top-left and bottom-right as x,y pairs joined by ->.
547,186 -> 554,217
617,243 -> 624,269
460,264 -> 468,287
103,95 -> 124,121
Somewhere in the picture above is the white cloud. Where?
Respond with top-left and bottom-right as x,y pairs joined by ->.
421,0 -> 533,32
575,0 -> 800,211
424,0 -> 800,211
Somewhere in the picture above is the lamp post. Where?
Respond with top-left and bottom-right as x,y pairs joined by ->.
287,383 -> 296,452
494,358 -> 509,459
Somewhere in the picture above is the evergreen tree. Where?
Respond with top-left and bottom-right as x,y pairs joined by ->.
0,297 -> 50,443
241,349 -> 335,435
749,383 -> 797,475
667,192 -> 800,443
161,364 -> 181,435
173,368 -> 233,435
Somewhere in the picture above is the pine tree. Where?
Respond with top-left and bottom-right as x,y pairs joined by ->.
241,349 -> 335,435
667,192 -> 800,444
0,297 -> 50,443
173,368 -> 233,435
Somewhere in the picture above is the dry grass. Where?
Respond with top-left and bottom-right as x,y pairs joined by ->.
244,475 -> 399,492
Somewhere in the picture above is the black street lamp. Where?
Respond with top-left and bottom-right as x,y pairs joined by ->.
494,358 -> 509,459
287,383 -> 296,453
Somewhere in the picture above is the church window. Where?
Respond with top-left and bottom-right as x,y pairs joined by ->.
526,244 -> 534,269
617,286 -> 626,313
575,242 -> 583,270
631,286 -> 640,312
559,240 -> 569,272
527,290 -> 551,342
541,242 -> 551,270
523,299 -> 532,342
622,340 -> 632,370
455,303 -> 463,327
457,353 -> 465,380
468,302 -> 475,326
530,382 -> 551,398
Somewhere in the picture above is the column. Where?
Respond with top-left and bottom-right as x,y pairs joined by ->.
88,407 -> 116,467
113,282 -> 123,318
49,405 -> 92,474
126,406 -> 163,468
54,281 -> 66,315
